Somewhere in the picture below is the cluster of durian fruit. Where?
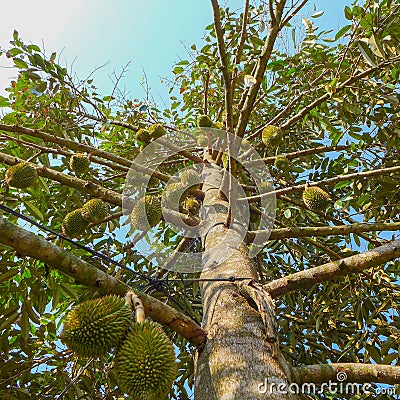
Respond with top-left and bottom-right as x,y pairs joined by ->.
162,169 -> 201,215
136,124 -> 168,151
129,169 -> 201,231
62,198 -> 109,237
61,295 -> 176,399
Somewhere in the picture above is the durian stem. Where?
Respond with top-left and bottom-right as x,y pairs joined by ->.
125,291 -> 145,323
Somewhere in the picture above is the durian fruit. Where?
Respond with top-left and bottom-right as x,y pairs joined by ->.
184,197 -> 200,216
303,185 -> 331,212
162,182 -> 188,210
61,295 -> 132,357
113,320 -> 177,400
181,169 -> 201,190
5,162 -> 37,189
197,135 -> 209,148
70,153 -> 90,175
81,199 -> 109,222
274,155 -> 290,170
136,129 -> 151,143
130,195 -> 162,231
197,114 -> 213,128
261,125 -> 281,147
62,209 -> 89,237
149,124 -> 167,139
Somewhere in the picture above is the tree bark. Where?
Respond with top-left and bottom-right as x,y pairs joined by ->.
194,165 -> 296,399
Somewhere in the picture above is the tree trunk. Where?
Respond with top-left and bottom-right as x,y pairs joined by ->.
194,167 -> 297,400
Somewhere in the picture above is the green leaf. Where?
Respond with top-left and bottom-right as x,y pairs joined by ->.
0,269 -> 19,284
357,40 -> 377,67
20,304 -> 30,342
335,25 -> 351,41
366,344 -> 381,363
369,34 -> 386,58
334,180 -> 352,189
23,200 -> 44,221
0,95 -> 10,107
311,11 -> 324,18
173,66 -> 184,74
344,6 -> 353,20
13,58 -> 28,69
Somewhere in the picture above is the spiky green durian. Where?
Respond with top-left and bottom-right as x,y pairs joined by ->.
261,125 -> 281,147
149,124 -> 167,139
184,197 -> 200,215
62,209 -> 88,237
162,182 -> 188,210
81,199 -> 109,222
181,169 -> 201,190
113,320 -> 177,400
5,162 -> 37,189
61,295 -> 132,357
303,185 -> 331,211
70,153 -> 90,175
197,114 -> 213,128
274,155 -> 289,170
136,129 -> 151,143
130,195 -> 162,231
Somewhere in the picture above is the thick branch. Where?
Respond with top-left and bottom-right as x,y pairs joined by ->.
291,363 -> 400,385
0,131 -> 129,172
280,58 -> 400,131
243,145 -> 351,167
0,153 -> 202,226
211,0 -> 234,131
249,222 -> 400,241
0,152 -> 123,206
235,0 -> 287,138
264,239 -> 400,297
242,165 -> 400,203
0,217 -> 207,346
234,0 -> 250,66
0,123 -> 170,182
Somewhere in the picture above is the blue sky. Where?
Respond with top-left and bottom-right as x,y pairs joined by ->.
0,0 -> 352,102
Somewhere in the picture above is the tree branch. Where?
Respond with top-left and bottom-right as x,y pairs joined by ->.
241,165 -> 400,203
235,0 -> 287,138
243,145 -> 351,167
249,222 -> 400,241
280,0 -> 309,28
0,152 -> 203,226
234,0 -> 250,66
0,131 -> 129,172
291,363 -> 400,385
0,123 -> 170,182
280,57 -> 400,131
211,0 -> 234,131
0,152 -> 124,206
0,217 -> 207,346
264,239 -> 400,297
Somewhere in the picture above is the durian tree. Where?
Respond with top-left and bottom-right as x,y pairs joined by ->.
0,1 -> 400,399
